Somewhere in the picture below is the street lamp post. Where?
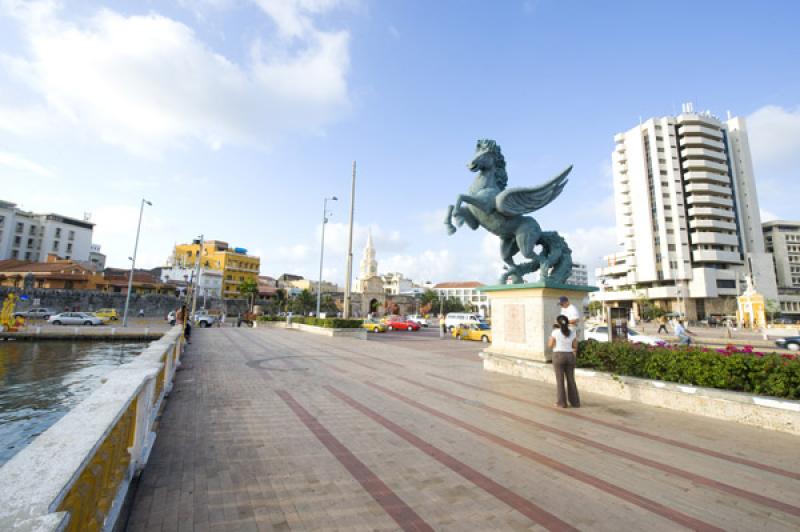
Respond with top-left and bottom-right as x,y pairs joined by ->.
122,198 -> 152,327
190,234 -> 204,320
316,196 -> 337,317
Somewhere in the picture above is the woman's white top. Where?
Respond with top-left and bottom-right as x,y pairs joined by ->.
551,328 -> 576,352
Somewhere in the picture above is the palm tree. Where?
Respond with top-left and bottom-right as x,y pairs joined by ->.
238,278 -> 258,311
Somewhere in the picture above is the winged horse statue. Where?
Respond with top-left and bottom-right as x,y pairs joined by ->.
445,139 -> 574,284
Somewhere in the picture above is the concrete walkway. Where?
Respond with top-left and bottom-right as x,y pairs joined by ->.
126,328 -> 800,531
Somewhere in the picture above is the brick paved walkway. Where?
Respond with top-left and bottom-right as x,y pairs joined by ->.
126,328 -> 800,531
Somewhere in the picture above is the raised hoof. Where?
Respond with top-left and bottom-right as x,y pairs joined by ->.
445,224 -> 457,235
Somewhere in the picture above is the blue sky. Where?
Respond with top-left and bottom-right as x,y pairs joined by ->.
2,0 -> 799,285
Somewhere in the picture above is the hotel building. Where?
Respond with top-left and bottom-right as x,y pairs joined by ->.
595,104 -> 777,319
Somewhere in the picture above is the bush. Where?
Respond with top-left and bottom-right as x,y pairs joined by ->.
256,315 -> 363,329
577,341 -> 800,399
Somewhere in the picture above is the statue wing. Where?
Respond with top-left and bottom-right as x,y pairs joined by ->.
495,165 -> 572,216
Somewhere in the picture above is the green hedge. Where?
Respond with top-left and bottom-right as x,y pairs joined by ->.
257,316 -> 363,329
577,341 -> 800,399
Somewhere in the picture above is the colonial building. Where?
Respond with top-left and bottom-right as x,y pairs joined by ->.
172,240 -> 260,298
0,200 -> 97,263
763,220 -> 800,318
595,105 -> 777,320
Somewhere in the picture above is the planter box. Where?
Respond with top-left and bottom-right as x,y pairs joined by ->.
482,351 -> 800,436
255,320 -> 366,339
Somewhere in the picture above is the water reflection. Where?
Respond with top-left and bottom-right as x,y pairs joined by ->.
0,341 -> 144,466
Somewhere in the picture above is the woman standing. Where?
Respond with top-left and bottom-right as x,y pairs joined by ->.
547,315 -> 580,408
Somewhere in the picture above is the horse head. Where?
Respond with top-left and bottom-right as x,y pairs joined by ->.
467,139 -> 508,191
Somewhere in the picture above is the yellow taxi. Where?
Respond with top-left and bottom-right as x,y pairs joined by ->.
362,319 -> 387,333
94,308 -> 119,321
453,322 -> 492,343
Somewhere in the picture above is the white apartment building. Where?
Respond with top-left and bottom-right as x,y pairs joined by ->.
763,221 -> 800,317
567,263 -> 588,286
383,272 -> 415,295
160,265 -> 223,299
0,200 -> 95,263
595,105 -> 777,319
432,281 -> 489,316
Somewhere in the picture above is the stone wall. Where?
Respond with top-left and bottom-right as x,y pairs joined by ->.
1,287 -> 251,318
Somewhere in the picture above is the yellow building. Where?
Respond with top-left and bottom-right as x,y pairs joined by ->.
173,240 -> 260,298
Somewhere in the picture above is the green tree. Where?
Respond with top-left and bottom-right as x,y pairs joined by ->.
420,289 -> 439,307
291,289 -> 315,316
766,299 -> 781,322
238,278 -> 258,311
588,300 -> 603,317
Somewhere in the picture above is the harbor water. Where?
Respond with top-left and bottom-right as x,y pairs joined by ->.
0,341 -> 146,466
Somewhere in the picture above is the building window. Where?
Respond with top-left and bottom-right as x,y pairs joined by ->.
52,241 -> 59,251
16,222 -> 23,233
66,243 -> 73,253
29,225 -> 36,235
13,236 -> 21,246
55,228 -> 61,238
68,230 -> 75,240
11,250 -> 18,258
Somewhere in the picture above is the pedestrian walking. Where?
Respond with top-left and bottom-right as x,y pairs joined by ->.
657,315 -> 669,334
547,315 -> 580,408
674,319 -> 693,346
138,308 -> 145,318
219,311 -> 226,328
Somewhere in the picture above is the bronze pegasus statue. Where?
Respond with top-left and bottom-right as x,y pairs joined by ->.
445,139 -> 573,284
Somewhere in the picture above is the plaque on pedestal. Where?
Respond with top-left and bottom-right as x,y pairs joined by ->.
481,280 -> 598,363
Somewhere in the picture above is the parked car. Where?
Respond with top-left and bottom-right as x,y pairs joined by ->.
775,336 -> 800,352
453,322 -> 492,343
192,311 -> 217,328
585,325 -> 663,346
13,307 -> 57,320
48,312 -> 104,326
94,308 -> 119,321
444,312 -> 485,331
384,318 -> 420,331
362,319 -> 387,333
772,317 -> 797,325
407,314 -> 430,327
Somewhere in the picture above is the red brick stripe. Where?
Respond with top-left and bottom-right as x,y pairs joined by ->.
364,381 -> 723,532
400,376 -> 800,519
428,373 -> 800,481
276,390 -> 433,532
324,385 -> 577,532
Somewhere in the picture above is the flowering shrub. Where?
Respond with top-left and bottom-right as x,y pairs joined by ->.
578,341 -> 800,399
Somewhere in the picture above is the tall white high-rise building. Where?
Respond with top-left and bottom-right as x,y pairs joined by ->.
595,105 -> 777,319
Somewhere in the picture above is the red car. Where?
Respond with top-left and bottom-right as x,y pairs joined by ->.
384,318 -> 420,331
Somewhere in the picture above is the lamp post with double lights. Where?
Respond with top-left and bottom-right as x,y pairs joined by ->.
122,198 -> 152,327
316,196 -> 337,317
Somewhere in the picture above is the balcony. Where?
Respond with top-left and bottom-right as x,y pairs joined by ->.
692,250 -> 742,263
684,182 -> 731,196
687,207 -> 735,219
679,135 -> 725,151
686,194 -> 734,208
683,171 -> 730,184
689,219 -> 737,231
691,232 -> 740,246
680,147 -> 727,162
682,158 -> 728,173
677,123 -> 722,140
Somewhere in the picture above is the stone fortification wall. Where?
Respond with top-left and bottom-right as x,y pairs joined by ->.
1,287 -> 251,317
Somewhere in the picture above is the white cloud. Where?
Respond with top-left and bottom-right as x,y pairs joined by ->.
747,105 -> 800,171
0,149 -> 54,177
0,1 -> 351,155
382,249 -> 456,284
562,226 -> 618,283
760,209 -> 779,223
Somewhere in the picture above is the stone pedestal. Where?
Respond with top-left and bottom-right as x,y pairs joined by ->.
481,281 -> 597,363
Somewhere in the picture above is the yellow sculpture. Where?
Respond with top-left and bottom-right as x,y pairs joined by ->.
1,293 -> 24,332
736,275 -> 766,329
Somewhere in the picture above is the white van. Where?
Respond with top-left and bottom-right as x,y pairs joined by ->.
444,313 -> 484,331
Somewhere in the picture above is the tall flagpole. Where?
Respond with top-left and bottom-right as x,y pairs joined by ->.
343,161 -> 356,318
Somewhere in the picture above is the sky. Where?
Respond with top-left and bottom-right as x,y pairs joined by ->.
1,0 -> 799,286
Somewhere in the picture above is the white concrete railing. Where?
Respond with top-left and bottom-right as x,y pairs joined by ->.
0,325 -> 184,532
